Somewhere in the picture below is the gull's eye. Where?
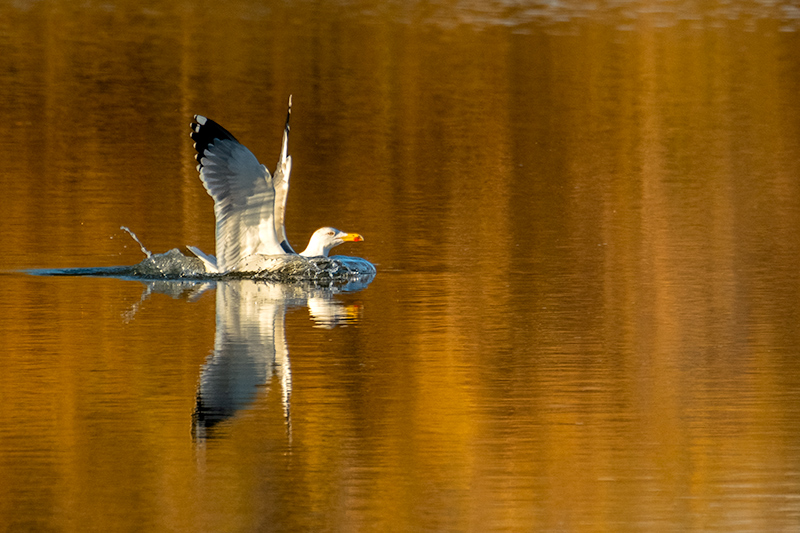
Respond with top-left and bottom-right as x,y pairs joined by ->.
328,231 -> 335,236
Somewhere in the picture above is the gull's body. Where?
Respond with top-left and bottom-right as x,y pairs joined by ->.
187,98 -> 363,274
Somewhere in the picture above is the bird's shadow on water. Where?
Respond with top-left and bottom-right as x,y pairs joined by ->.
27,248 -> 374,444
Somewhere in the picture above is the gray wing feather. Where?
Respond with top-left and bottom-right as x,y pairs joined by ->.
273,155 -> 293,253
198,138 -> 285,272
273,97 -> 295,253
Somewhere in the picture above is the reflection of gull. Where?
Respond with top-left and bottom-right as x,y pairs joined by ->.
191,280 -> 359,440
193,281 -> 294,439
187,97 -> 365,273
308,297 -> 361,329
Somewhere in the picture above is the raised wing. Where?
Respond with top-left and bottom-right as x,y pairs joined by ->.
191,116 -> 286,272
272,96 -> 295,253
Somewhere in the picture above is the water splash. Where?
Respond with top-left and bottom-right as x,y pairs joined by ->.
28,230 -> 376,289
120,226 -> 152,258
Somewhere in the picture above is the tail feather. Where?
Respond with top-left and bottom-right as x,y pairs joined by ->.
187,246 -> 219,273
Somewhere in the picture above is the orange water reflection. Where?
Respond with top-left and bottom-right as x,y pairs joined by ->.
1,1 -> 800,531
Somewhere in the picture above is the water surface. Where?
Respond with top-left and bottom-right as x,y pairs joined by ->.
1,1 -> 800,531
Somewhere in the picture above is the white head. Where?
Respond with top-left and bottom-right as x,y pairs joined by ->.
299,227 -> 364,257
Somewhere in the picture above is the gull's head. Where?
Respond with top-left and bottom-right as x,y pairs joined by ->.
300,227 -> 364,257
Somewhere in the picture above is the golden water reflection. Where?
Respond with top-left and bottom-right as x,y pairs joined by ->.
1,0 -> 800,531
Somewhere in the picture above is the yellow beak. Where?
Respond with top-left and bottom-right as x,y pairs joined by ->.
340,233 -> 364,243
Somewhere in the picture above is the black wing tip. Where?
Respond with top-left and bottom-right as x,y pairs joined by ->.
189,115 -> 240,166
284,96 -> 292,133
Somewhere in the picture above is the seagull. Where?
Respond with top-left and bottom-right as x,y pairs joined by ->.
187,96 -> 364,274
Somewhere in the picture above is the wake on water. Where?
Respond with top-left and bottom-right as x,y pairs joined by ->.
28,227 -> 376,291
